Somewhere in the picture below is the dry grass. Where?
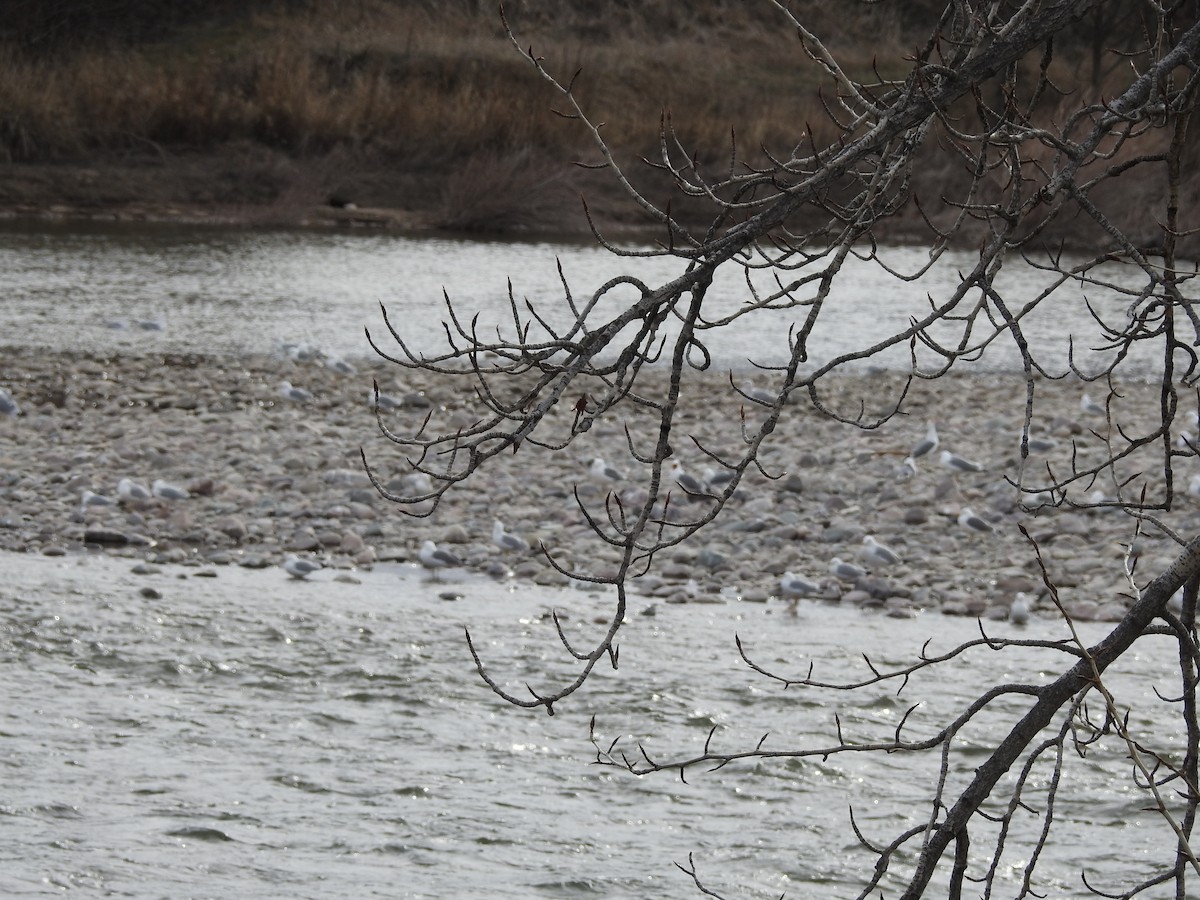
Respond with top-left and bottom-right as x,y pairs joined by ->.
0,1 -> 1164,238
0,2 -> 907,167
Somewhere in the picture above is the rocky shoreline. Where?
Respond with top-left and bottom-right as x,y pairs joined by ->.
0,346 -> 1188,622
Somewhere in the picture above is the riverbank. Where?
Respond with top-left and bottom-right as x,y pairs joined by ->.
2,3 -> 1178,251
0,346 -> 1188,621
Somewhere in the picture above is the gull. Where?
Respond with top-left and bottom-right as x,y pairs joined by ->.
1189,474 -> 1200,499
940,450 -> 985,473
1021,490 -> 1054,509
152,479 -> 190,500
860,535 -> 902,567
957,506 -> 993,533
279,380 -> 313,403
829,557 -> 866,581
325,355 -> 356,376
666,459 -> 711,499
80,489 -> 114,508
419,540 -> 463,580
898,455 -> 919,478
117,478 -> 152,501
1020,430 -> 1058,454
1010,592 -> 1032,625
701,466 -> 736,490
1169,587 -> 1185,617
740,379 -> 776,405
368,386 -> 402,411
1080,393 -> 1106,416
402,471 -> 435,495
134,318 -> 164,331
283,554 -> 322,580
281,342 -> 318,363
587,457 -> 623,483
0,388 -> 19,417
492,520 -> 531,555
911,422 -> 939,459
779,571 -> 822,599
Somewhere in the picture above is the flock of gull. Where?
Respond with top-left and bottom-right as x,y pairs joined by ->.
0,355 -> 1178,625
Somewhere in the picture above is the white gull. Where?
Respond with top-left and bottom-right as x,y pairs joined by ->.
829,557 -> 866,581
666,459 -> 711,499
779,571 -> 822,599
911,422 -> 939,459
0,388 -> 19,418
940,450 -> 985,473
587,457 -> 623,483
152,479 -> 190,500
860,535 -> 902,567
1010,592 -> 1032,625
957,507 -> 993,532
117,478 -> 152,501
492,520 -> 531,555
80,489 -> 114,508
419,540 -> 463,580
279,380 -> 313,403
1080,392 -> 1106,416
283,555 -> 322,580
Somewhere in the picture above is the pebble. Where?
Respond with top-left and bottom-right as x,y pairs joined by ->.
0,349 -> 1188,623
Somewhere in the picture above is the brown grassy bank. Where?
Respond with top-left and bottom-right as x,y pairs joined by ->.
0,1 -> 1191,249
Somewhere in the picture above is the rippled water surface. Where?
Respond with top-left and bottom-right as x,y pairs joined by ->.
0,552 -> 1187,898
0,221 -> 1156,370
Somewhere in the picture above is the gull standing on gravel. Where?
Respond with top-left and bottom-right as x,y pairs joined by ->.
0,388 -> 19,417
667,458 -> 710,499
860,535 -> 902,567
152,479 -> 190,500
283,554 -> 322,580
940,450 -> 985,473
829,557 -> 866,581
117,478 -> 152,501
368,386 -> 402,411
740,379 -> 776,405
911,422 -> 939,460
1010,591 -> 1032,625
1189,474 -> 1200,499
587,457 -> 623,483
80,489 -> 114,508
702,466 -> 736,491
957,506 -> 994,533
779,571 -> 822,599
492,520 -> 531,555
325,355 -> 356,376
1020,430 -> 1058,454
419,540 -> 463,580
279,380 -> 313,403
402,471 -> 435,495
1080,392 -> 1106,416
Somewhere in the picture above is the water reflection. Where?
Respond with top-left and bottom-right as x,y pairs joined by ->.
0,221 -> 1159,372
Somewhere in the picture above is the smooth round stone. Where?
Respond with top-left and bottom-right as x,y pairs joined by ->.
287,532 -> 320,551
441,523 -> 470,544
214,516 -> 248,541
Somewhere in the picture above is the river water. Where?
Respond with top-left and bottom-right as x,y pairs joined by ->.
0,551 -> 1188,899
0,222 -> 1189,897
0,220 -> 1157,372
